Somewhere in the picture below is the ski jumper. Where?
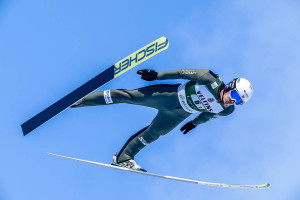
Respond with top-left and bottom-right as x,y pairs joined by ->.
72,69 -> 234,163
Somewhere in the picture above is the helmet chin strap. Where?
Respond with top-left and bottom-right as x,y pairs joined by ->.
221,89 -> 226,104
217,84 -> 225,103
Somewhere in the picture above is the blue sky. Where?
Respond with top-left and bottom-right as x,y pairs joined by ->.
1,0 -> 300,199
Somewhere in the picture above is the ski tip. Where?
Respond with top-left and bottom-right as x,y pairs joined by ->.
259,183 -> 271,188
250,183 -> 271,189
154,36 -> 169,49
157,36 -> 167,40
47,152 -> 57,157
160,36 -> 169,48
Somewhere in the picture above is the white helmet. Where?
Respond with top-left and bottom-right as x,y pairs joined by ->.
225,78 -> 253,105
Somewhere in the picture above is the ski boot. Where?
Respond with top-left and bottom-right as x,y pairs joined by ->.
112,153 -> 146,172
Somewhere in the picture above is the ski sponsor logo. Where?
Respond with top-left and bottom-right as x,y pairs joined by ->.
138,137 -> 149,146
104,90 -> 113,104
114,38 -> 169,77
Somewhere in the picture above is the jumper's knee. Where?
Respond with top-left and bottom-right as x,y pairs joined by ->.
111,89 -> 136,104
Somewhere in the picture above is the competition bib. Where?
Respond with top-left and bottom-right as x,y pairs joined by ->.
177,78 -> 225,114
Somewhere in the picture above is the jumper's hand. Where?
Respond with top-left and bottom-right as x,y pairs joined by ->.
180,121 -> 197,134
137,69 -> 158,81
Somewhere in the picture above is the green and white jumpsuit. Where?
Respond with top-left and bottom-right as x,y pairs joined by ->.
72,69 -> 234,163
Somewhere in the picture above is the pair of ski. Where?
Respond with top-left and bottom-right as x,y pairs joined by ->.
22,37 -> 270,188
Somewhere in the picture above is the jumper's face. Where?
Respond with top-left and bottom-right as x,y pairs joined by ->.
223,90 -> 235,106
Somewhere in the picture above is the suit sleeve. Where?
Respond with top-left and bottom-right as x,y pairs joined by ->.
191,106 -> 235,125
191,112 -> 218,125
157,69 -> 218,84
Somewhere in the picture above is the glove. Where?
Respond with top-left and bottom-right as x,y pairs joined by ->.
180,121 -> 197,134
137,69 -> 158,81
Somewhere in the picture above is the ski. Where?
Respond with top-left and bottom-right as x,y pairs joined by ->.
47,152 -> 271,189
21,37 -> 169,136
